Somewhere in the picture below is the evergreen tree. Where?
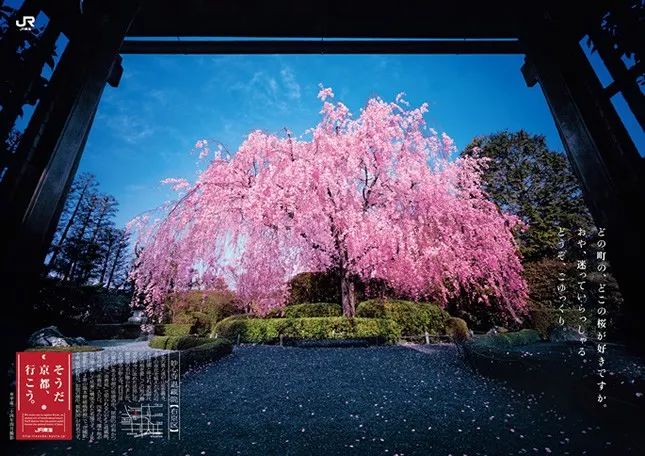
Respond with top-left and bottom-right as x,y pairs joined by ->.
462,130 -> 594,261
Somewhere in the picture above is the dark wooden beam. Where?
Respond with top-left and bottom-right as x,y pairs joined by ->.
120,39 -> 523,55
0,0 -> 142,365
520,10 -> 645,351
590,29 -> 645,128
0,22 -> 59,160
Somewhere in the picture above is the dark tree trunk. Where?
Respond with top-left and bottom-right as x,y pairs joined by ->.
47,179 -> 90,270
99,235 -> 115,286
341,274 -> 356,317
64,195 -> 98,281
106,239 -> 124,289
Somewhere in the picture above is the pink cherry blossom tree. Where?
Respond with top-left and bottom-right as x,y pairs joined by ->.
131,87 -> 528,321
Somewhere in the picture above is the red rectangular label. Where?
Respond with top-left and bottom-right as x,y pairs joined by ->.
16,352 -> 72,440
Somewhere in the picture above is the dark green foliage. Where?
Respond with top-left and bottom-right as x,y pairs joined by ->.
33,278 -> 132,334
166,289 -> 239,335
473,329 -> 541,349
286,270 -> 399,307
181,339 -> 233,369
284,302 -> 342,318
148,335 -> 212,350
529,308 -> 590,339
47,173 -> 131,286
154,324 -> 192,337
445,317 -> 470,343
286,271 -> 341,305
82,324 -> 141,340
462,130 -> 593,261
213,317 -> 401,344
523,259 -> 621,337
356,299 -> 449,336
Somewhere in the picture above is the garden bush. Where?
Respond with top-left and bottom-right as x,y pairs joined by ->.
284,302 -> 342,318
148,335 -> 212,350
213,318 -> 284,343
154,324 -> 192,337
445,317 -> 470,343
356,299 -> 449,336
181,338 -> 233,369
286,271 -> 341,305
213,317 -> 401,344
165,288 -> 239,334
473,329 -> 541,349
529,306 -> 592,338
286,270 -> 398,306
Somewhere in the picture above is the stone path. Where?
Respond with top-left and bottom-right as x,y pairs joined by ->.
72,339 -> 170,374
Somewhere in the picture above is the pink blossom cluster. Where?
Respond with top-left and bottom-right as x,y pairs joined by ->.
131,88 -> 528,321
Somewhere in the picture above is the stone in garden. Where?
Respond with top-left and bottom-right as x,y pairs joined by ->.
28,326 -> 70,347
67,336 -> 88,346
549,326 -> 584,342
127,309 -> 148,324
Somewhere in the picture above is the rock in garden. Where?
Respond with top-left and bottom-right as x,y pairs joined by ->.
66,336 -> 88,346
549,326 -> 583,342
27,326 -> 70,348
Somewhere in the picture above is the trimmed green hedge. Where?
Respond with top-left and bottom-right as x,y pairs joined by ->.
356,299 -> 449,336
472,329 -> 541,349
284,302 -> 342,318
154,324 -> 192,337
213,317 -> 401,344
149,335 -> 212,350
181,338 -> 233,369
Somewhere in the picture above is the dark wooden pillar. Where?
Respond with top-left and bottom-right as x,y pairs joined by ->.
0,0 -> 59,150
519,11 -> 645,350
0,1 -> 140,434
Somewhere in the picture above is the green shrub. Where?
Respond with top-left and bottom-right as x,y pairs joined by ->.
284,302 -> 342,318
524,259 -> 622,338
529,306 -> 593,339
213,318 -> 284,343
445,317 -> 470,343
166,288 -> 239,333
473,329 -> 541,349
284,317 -> 400,344
181,338 -> 233,368
213,317 -> 401,344
356,299 -> 449,336
286,271 -> 341,305
154,324 -> 192,337
149,335 -> 212,350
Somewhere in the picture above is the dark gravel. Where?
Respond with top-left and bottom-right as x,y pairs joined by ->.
9,344 -> 642,455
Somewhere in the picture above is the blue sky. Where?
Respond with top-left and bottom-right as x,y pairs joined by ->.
81,54 -> 570,228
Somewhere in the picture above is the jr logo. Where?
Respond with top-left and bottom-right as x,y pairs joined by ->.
16,16 -> 36,31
